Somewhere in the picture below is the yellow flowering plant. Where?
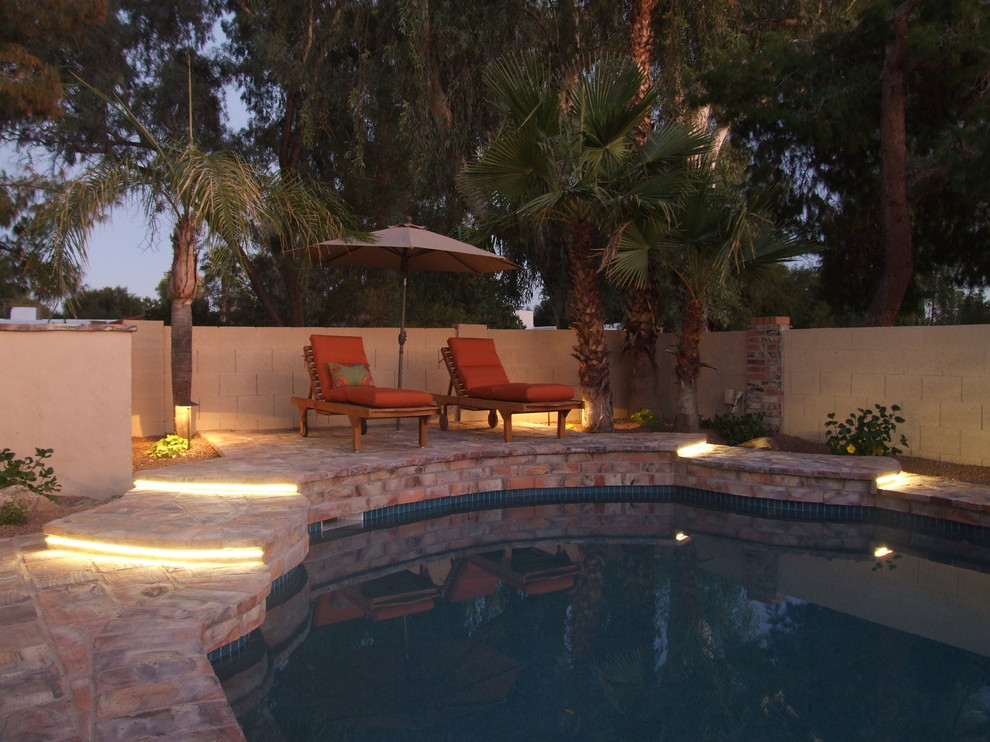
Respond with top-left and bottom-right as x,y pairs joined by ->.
824,404 -> 908,457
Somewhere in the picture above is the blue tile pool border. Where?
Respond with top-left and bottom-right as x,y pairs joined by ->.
360,484 -> 990,546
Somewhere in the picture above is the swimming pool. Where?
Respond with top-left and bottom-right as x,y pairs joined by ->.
216,497 -> 990,742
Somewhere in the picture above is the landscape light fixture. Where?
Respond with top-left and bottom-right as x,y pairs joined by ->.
175,401 -> 199,446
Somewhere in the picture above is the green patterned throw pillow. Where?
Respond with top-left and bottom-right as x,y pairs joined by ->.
328,362 -> 374,388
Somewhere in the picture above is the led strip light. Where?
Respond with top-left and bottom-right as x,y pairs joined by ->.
132,480 -> 298,495
45,535 -> 264,564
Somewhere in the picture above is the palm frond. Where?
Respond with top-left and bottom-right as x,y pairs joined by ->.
24,155 -> 146,298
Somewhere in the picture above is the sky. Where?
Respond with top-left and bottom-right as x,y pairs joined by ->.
86,205 -> 172,299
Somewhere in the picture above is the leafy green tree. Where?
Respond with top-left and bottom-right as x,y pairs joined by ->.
7,0 -> 229,159
21,83 -> 354,429
64,285 -> 149,319
222,0 -> 544,326
462,54 -> 708,432
0,0 -> 108,125
703,0 -> 990,326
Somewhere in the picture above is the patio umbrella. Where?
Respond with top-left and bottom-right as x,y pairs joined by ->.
304,223 -> 520,388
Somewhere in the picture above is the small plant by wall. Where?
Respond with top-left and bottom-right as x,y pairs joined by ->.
0,497 -> 31,526
146,435 -> 191,459
824,404 -> 909,457
631,409 -> 664,431
0,448 -> 60,499
700,412 -> 771,446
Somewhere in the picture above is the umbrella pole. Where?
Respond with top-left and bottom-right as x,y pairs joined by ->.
396,266 -> 408,430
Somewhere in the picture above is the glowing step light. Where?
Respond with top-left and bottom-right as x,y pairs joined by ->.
45,535 -> 264,564
677,442 -> 713,458
875,472 -> 903,488
132,480 -> 298,495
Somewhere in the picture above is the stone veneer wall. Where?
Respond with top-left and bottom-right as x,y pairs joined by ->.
745,316 -> 789,431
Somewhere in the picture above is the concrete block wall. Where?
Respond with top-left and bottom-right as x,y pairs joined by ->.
125,320 -> 989,467
129,323 -> 588,435
131,320 -> 169,437
783,324 -> 990,466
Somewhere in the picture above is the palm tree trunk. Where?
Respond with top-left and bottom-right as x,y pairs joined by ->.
280,237 -> 307,326
674,297 -> 706,432
623,2 -> 663,417
866,0 -> 920,326
622,280 -> 660,417
568,223 -> 614,432
628,0 -> 657,142
169,216 -> 198,428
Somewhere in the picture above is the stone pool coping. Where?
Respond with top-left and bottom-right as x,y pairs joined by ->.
4,424 -> 990,741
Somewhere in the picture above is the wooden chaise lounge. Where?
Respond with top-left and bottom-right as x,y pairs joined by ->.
290,334 -> 438,452
434,336 -> 583,442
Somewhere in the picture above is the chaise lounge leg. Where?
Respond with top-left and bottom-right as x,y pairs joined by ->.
299,407 -> 310,437
347,415 -> 362,452
557,410 -> 569,438
502,413 -> 513,442
418,416 -> 428,447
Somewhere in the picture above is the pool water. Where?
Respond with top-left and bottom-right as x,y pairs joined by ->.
221,502 -> 990,742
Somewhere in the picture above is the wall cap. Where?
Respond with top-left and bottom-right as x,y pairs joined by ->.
0,322 -> 137,333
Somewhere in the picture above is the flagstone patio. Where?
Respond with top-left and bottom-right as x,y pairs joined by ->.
3,422 -> 990,741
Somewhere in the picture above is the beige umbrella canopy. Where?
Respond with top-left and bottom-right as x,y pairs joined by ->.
304,223 -> 520,387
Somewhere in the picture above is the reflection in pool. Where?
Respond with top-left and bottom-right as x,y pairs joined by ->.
217,501 -> 990,741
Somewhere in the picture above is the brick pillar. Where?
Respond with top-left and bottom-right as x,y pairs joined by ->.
745,316 -> 790,432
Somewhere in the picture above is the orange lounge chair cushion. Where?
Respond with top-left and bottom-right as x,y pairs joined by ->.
311,334 -> 433,408
311,334 -> 371,399
323,386 -> 435,408
447,337 -> 510,389
448,337 -> 574,402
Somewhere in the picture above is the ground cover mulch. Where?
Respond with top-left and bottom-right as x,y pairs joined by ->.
132,434 -> 222,471
3,428 -> 988,541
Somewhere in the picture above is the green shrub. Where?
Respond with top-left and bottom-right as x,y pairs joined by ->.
824,404 -> 908,456
146,435 -> 190,459
0,448 -> 60,499
700,412 -> 770,446
0,497 -> 30,526
631,409 -> 663,431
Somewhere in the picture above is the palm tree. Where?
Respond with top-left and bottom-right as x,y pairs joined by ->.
610,168 -> 809,432
24,82 -> 355,431
461,54 -> 708,432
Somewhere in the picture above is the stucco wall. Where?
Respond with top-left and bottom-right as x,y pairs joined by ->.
783,324 -> 990,466
1,326 -> 133,500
